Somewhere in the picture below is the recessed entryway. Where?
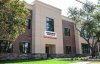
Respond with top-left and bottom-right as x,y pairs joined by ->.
45,44 -> 56,57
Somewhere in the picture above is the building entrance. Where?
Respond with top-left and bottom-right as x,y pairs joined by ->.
45,44 -> 55,57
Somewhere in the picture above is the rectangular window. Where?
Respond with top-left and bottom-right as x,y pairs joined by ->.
65,46 -> 71,54
27,18 -> 31,29
46,17 -> 54,32
20,42 -> 30,53
0,40 -> 13,53
64,28 -> 70,36
81,43 -> 90,54
80,28 -> 89,38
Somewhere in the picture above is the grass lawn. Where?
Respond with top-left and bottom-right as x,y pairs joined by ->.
0,59 -> 81,64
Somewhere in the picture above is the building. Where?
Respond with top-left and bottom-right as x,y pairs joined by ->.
0,0 -> 96,59
13,0 -> 64,58
62,16 -> 76,54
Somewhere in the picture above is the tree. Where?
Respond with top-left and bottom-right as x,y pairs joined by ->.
68,1 -> 100,58
0,0 -> 29,53
0,0 -> 29,41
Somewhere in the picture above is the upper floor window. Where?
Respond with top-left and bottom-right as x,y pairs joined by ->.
19,42 -> 30,53
27,18 -> 31,29
46,17 -> 54,32
64,28 -> 70,36
80,28 -> 90,38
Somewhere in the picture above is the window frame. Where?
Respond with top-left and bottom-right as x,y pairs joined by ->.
65,46 -> 72,54
19,41 -> 31,53
0,40 -> 13,53
81,43 -> 90,54
26,18 -> 31,29
64,27 -> 70,36
46,17 -> 54,32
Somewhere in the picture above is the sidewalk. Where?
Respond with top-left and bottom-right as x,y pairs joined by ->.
71,61 -> 90,64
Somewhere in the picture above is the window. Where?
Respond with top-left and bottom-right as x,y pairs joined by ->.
80,28 -> 89,38
46,17 -> 54,32
19,42 -> 30,53
0,40 -> 13,53
81,43 -> 90,54
65,46 -> 71,54
27,18 -> 31,29
64,28 -> 70,36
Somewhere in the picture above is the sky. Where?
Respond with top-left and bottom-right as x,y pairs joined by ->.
24,0 -> 98,16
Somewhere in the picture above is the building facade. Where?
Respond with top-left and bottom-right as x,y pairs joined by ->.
14,0 -> 64,57
0,0 -> 95,59
62,17 -> 76,54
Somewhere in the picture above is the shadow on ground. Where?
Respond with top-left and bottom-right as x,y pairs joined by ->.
0,59 -> 48,64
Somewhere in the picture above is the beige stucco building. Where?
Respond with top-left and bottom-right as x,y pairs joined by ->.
10,0 -> 90,55
32,0 -> 64,55
12,0 -> 64,57
0,0 -> 97,59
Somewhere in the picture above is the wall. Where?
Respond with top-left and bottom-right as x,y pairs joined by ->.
32,1 -> 64,54
62,19 -> 76,54
13,10 -> 32,53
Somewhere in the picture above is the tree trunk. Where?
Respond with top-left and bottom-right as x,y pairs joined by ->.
90,48 -> 96,58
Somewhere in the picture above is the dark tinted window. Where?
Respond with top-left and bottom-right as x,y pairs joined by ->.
64,28 -> 70,36
65,46 -> 71,54
46,17 -> 54,32
20,42 -> 30,53
27,18 -> 31,29
0,40 -> 13,53
81,43 -> 90,54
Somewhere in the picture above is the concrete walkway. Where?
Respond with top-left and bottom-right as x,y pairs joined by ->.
71,61 -> 90,64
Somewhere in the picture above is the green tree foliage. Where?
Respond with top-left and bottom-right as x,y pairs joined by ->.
68,1 -> 100,57
0,0 -> 29,41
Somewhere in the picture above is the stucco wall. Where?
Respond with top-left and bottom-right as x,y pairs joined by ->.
32,1 -> 64,54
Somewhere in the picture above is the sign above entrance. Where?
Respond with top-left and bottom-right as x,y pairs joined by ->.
44,31 -> 57,39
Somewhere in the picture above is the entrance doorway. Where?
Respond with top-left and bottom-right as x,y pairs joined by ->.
45,44 -> 55,57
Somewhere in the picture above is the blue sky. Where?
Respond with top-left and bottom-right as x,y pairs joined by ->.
24,0 -> 98,16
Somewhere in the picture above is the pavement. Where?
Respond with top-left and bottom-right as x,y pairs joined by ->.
71,61 -> 90,64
